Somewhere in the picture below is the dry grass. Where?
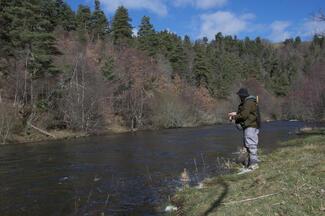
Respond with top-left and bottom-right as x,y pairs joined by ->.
172,135 -> 325,216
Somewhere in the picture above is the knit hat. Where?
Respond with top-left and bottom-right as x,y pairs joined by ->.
236,88 -> 249,97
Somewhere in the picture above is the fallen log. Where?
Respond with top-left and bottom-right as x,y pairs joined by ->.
28,123 -> 56,138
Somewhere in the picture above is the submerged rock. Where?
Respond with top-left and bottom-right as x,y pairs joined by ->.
165,205 -> 177,212
195,182 -> 205,189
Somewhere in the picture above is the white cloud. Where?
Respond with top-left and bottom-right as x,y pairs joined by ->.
101,0 -> 168,16
132,28 -> 138,36
197,0 -> 228,9
99,0 -> 228,16
174,0 -> 228,9
198,11 -> 254,39
269,21 -> 291,42
299,19 -> 325,37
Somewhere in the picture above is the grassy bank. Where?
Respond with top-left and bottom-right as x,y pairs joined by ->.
172,135 -> 325,216
297,127 -> 325,135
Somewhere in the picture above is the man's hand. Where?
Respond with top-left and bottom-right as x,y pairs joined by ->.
228,112 -> 237,117
228,112 -> 237,121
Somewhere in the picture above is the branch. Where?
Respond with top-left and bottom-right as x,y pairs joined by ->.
222,193 -> 279,205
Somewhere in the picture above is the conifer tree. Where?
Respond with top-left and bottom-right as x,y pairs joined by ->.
138,16 -> 157,56
183,35 -> 192,50
183,35 -> 195,82
214,53 -> 244,97
91,0 -> 109,40
102,56 -> 115,80
294,36 -> 301,47
0,0 -> 14,76
111,6 -> 133,44
58,1 -> 77,31
193,41 -> 209,87
42,0 -> 76,31
2,0 -> 58,78
169,36 -> 186,78
76,5 -> 92,31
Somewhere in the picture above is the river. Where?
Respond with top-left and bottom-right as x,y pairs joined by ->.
0,121 -> 306,215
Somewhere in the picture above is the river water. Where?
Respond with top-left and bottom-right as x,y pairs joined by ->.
0,121 -> 306,215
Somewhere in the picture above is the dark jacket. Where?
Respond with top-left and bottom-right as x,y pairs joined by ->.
235,96 -> 260,129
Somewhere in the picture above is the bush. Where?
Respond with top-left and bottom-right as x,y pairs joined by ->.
151,92 -> 192,128
283,63 -> 325,120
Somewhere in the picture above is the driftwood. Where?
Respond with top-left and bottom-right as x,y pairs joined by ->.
222,193 -> 278,205
28,123 -> 56,138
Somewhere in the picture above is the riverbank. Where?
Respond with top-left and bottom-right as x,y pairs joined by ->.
296,127 -> 325,135
9,125 -> 132,145
6,120 -> 227,145
171,135 -> 325,216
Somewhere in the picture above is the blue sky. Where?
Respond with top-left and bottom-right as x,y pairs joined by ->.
66,0 -> 325,42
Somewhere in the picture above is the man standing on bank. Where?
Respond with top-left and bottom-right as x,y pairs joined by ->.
228,88 -> 261,172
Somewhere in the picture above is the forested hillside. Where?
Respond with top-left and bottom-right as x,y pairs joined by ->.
0,0 -> 324,143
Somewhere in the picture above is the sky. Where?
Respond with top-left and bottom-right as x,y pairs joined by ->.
66,0 -> 325,42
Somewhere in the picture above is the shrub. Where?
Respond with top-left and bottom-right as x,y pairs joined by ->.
151,92 -> 192,128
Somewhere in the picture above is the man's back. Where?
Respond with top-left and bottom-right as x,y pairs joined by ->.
235,96 -> 258,129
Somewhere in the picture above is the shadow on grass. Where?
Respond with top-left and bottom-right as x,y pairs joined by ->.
203,179 -> 228,216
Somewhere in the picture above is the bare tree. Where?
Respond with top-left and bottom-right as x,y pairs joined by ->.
112,48 -> 160,130
60,53 -> 105,132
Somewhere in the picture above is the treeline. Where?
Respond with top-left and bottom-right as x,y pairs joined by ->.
0,0 -> 324,143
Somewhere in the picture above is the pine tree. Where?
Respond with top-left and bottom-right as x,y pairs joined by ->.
214,53 -> 244,97
169,36 -> 186,78
270,69 -> 290,96
264,52 -> 290,96
0,0 -> 60,108
193,41 -> 209,87
111,6 -> 133,45
41,0 -> 76,31
3,0 -> 59,78
76,5 -> 92,31
215,32 -> 224,54
183,35 -> 195,82
183,35 -> 192,50
91,0 -> 109,40
156,31 -> 187,78
0,0 -> 14,76
294,36 -> 301,47
59,2 -> 77,31
102,56 -> 115,80
137,16 -> 157,56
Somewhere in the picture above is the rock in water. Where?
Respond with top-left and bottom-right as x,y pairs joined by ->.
195,182 -> 204,189
180,168 -> 190,183
165,205 -> 178,212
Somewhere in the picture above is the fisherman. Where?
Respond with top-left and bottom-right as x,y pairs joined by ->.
228,88 -> 261,172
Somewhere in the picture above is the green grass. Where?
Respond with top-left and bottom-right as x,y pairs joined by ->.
297,127 -> 325,136
171,135 -> 325,216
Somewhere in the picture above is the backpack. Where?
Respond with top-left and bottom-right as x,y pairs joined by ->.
255,96 -> 261,129
245,95 -> 261,129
